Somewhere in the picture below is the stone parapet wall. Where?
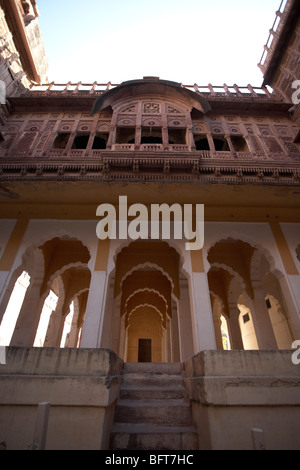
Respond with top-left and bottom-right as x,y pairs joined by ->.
184,350 -> 300,449
0,347 -> 123,449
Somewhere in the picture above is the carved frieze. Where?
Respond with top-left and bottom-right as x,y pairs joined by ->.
142,117 -> 162,127
143,102 -> 160,114
117,116 -> 136,127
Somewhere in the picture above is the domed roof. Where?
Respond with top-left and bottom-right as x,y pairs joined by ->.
91,77 -> 211,114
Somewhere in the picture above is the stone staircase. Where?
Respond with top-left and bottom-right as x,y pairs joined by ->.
110,362 -> 199,450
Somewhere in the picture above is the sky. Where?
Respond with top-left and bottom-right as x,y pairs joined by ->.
37,0 -> 281,87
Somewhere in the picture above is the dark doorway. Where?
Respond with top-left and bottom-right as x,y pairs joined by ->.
138,338 -> 152,362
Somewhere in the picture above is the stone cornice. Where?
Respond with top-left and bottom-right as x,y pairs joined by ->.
0,152 -> 299,185
7,93 -> 290,115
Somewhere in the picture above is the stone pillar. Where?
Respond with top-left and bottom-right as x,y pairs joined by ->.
44,302 -> 66,347
99,279 -> 115,349
166,316 -> 172,362
251,283 -> 278,349
111,298 -> 121,354
177,279 -> 195,361
206,132 -> 215,153
118,314 -> 126,360
80,240 -> 110,348
80,271 -> 109,348
224,134 -> 236,155
161,327 -> 166,362
67,302 -> 80,347
162,126 -> 168,150
171,300 -> 180,362
189,272 -> 217,352
10,276 -> 45,346
212,310 -> 223,350
227,304 -> 244,350
135,125 -> 141,150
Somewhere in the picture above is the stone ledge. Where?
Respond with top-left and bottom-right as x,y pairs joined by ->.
0,375 -> 120,407
0,346 -> 123,376
0,347 -> 123,407
184,350 -> 300,406
184,350 -> 300,377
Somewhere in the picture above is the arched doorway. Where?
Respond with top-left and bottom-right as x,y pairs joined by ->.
207,237 -> 297,350
0,236 -> 91,347
100,240 -> 195,362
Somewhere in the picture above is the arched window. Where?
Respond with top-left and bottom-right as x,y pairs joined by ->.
92,133 -> 108,149
231,135 -> 249,152
194,135 -> 210,150
0,271 -> 30,346
52,133 -> 70,149
213,136 -> 230,151
72,133 -> 90,149
141,127 -> 162,144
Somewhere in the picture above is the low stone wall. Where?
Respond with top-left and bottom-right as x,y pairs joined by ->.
184,350 -> 300,450
0,347 -> 123,450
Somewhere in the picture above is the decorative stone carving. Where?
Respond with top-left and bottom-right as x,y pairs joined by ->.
143,103 -> 160,114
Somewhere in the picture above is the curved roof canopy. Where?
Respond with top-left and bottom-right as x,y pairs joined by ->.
91,77 -> 211,115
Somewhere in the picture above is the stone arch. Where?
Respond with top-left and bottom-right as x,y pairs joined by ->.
206,236 -> 282,350
114,240 -> 182,299
206,232 -> 276,274
101,238 -> 191,362
125,289 -> 168,326
2,235 -> 91,347
120,262 -> 176,299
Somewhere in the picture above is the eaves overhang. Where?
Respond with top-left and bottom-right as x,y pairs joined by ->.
91,78 -> 212,115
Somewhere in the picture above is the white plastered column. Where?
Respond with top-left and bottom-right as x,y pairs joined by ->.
188,249 -> 216,352
80,239 -> 110,348
80,271 -> 109,348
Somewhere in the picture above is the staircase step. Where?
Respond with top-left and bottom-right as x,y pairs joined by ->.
110,423 -> 198,450
115,399 -> 193,426
121,373 -> 184,387
120,385 -> 185,400
123,362 -> 182,374
110,362 -> 198,450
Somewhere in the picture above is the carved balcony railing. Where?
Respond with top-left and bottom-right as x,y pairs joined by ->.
28,81 -> 280,101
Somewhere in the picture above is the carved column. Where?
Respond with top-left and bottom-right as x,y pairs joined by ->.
177,279 -> 195,361
189,271 -> 217,352
212,310 -> 223,350
224,134 -> 236,155
206,132 -> 216,153
44,299 -> 67,347
171,300 -> 180,362
80,270 -> 109,348
227,304 -> 244,350
251,282 -> 278,349
106,111 -> 118,149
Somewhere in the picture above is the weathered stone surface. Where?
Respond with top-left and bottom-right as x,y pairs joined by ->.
110,362 -> 198,450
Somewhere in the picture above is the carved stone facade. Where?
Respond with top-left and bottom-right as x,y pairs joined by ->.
0,0 -> 299,451
0,81 -> 299,185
